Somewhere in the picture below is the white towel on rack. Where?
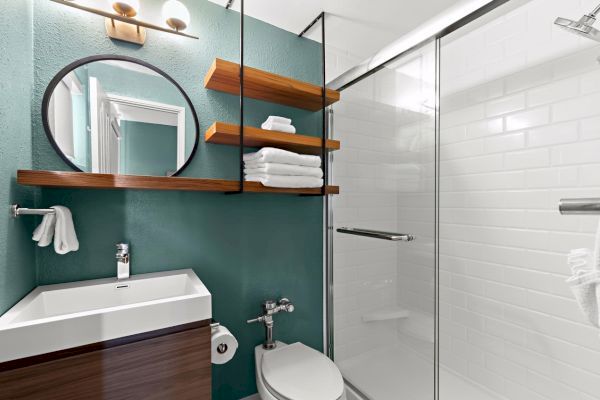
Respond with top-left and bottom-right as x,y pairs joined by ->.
245,174 -> 323,188
32,213 -> 56,248
52,206 -> 79,255
261,121 -> 296,134
567,270 -> 600,328
566,219 -> 600,327
243,147 -> 321,168
244,162 -> 323,178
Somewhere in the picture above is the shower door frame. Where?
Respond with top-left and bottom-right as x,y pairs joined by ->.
324,1 -> 513,399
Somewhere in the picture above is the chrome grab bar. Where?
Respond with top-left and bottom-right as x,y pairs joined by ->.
559,198 -> 600,215
336,227 -> 415,242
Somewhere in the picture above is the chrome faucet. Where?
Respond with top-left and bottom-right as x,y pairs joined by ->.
116,243 -> 130,281
247,298 -> 294,350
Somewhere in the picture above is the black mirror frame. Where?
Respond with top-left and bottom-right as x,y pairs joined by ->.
41,55 -> 200,177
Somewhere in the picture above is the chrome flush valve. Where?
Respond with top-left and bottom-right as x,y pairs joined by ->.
247,298 -> 294,349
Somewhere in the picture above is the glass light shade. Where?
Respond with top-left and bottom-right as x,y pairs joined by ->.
110,0 -> 140,17
162,0 -> 191,31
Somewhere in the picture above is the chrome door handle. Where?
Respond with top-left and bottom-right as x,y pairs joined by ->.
336,227 -> 415,241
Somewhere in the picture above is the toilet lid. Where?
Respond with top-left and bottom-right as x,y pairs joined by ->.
261,342 -> 344,400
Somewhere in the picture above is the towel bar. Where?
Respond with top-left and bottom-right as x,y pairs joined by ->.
559,198 -> 600,215
336,227 -> 415,241
10,204 -> 55,218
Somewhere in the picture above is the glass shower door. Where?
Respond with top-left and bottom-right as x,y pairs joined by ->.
330,40 -> 438,400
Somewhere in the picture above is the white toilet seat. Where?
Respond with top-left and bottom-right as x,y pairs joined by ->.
256,342 -> 345,400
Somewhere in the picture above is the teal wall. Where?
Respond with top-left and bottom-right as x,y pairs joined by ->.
120,121 -> 177,176
0,1 -> 37,314
28,1 -> 324,399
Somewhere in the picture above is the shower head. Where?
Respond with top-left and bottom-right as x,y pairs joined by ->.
555,4 -> 600,42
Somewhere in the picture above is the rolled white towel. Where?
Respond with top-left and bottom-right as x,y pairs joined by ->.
261,121 -> 296,134
266,116 -> 292,125
243,147 -> 321,168
52,206 -> 79,255
245,174 -> 323,188
244,162 -> 323,178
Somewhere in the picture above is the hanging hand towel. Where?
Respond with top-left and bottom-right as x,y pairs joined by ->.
244,162 -> 323,178
52,206 -> 79,255
32,213 -> 57,248
245,174 -> 323,188
569,248 -> 594,277
261,121 -> 296,134
265,116 -> 292,125
243,147 -> 321,168
566,218 -> 600,327
567,270 -> 600,327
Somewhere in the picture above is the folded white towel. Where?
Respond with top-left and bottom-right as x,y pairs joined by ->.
243,147 -> 321,168
266,116 -> 292,125
261,121 -> 296,134
32,213 -> 56,248
52,206 -> 79,255
245,174 -> 323,188
244,162 -> 323,178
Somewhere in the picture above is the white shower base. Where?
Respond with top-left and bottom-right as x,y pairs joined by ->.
337,342 -> 503,400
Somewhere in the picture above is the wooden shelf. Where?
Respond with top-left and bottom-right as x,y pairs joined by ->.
244,182 -> 339,195
17,170 -> 339,195
205,122 -> 340,155
17,170 -> 239,192
204,59 -> 340,111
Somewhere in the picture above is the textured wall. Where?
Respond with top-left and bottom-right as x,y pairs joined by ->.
0,1 -> 36,314
30,0 -> 324,398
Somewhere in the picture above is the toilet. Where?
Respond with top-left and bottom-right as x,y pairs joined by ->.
255,341 -> 346,400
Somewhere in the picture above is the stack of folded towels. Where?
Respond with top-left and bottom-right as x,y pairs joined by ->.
244,147 -> 323,188
261,116 -> 296,134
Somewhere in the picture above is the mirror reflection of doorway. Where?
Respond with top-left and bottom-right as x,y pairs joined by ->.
89,78 -> 185,176
44,58 -> 197,177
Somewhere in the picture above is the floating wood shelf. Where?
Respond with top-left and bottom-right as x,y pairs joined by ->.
17,170 -> 239,192
204,59 -> 340,111
205,122 -> 340,155
244,182 -> 339,195
17,170 -> 339,195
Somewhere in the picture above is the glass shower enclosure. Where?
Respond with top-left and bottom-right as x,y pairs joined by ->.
330,40 -> 438,400
328,1 -> 600,399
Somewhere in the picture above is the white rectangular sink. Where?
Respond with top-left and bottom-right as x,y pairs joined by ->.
0,269 -> 211,363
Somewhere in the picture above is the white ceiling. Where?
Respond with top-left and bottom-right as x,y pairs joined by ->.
208,0 -> 458,59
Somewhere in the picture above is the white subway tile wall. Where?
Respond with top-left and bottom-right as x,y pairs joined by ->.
439,0 -> 600,398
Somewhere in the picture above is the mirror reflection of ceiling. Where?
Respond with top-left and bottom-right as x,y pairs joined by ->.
209,0 -> 457,73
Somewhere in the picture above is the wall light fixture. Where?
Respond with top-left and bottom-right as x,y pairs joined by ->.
51,0 -> 198,46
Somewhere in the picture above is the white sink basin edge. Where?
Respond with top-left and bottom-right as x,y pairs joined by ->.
0,269 -> 212,363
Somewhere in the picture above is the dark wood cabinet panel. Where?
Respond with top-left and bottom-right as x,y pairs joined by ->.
0,324 -> 211,399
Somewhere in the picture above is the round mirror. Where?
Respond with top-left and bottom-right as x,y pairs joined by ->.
42,56 -> 199,176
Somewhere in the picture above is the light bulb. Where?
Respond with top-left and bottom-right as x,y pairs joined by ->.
110,0 -> 140,17
162,0 -> 191,31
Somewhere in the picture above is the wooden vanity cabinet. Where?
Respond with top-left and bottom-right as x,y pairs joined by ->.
0,321 -> 211,399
